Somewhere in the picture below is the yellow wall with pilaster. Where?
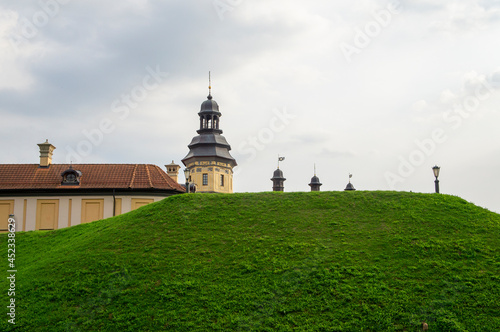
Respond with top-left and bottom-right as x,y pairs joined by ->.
1,195 -> 172,232
186,161 -> 233,193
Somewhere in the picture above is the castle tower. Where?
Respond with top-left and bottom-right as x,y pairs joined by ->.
271,156 -> 286,192
271,168 -> 286,191
181,76 -> 237,193
308,165 -> 322,191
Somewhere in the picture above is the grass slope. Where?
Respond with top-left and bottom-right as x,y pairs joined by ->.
1,191 -> 499,331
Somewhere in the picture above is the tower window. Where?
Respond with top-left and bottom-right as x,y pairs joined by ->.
202,173 -> 208,186
220,174 -> 224,187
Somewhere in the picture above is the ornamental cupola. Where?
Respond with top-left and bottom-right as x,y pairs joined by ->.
271,156 -> 286,192
271,168 -> 286,192
344,173 -> 356,191
197,92 -> 222,134
308,165 -> 322,191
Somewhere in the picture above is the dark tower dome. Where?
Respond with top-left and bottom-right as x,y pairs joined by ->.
309,175 -> 322,191
344,182 -> 356,191
271,168 -> 286,192
310,175 -> 321,183
199,95 -> 221,114
273,169 -> 284,178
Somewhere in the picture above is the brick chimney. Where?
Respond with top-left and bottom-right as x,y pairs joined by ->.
37,140 -> 56,167
165,160 -> 181,183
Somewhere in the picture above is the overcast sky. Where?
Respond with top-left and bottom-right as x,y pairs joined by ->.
1,0 -> 499,212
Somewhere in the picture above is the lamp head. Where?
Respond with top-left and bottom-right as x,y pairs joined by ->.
432,165 -> 440,179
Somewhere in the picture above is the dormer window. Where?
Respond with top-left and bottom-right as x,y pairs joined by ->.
61,167 -> 82,185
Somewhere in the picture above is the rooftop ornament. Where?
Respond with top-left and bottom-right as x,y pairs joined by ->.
432,165 -> 440,193
344,173 -> 356,191
184,168 -> 190,194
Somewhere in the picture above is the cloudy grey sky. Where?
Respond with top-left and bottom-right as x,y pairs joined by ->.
1,0 -> 499,212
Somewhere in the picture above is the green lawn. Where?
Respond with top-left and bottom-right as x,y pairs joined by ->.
1,191 -> 499,331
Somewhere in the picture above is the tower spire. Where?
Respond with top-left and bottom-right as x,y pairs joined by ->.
208,71 -> 212,100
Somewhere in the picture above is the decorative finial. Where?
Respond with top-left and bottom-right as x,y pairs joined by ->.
314,164 -> 317,176
349,173 -> 352,183
208,71 -> 212,100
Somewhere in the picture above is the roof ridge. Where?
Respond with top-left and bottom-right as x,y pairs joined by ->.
155,164 -> 175,190
129,164 -> 138,188
145,165 -> 153,188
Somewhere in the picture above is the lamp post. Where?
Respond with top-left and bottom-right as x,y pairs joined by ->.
432,165 -> 440,193
183,168 -> 190,194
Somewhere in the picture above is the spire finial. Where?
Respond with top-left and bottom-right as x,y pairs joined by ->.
314,164 -> 316,176
349,173 -> 352,183
208,71 -> 212,100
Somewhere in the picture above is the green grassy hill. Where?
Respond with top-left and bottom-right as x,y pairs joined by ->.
1,191 -> 499,331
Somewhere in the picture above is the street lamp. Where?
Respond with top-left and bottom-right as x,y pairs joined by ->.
432,165 -> 440,193
183,168 -> 190,194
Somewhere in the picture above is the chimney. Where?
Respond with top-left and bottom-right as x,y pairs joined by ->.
165,160 -> 181,182
37,139 -> 56,167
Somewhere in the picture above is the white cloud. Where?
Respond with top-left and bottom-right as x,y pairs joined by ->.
412,99 -> 428,112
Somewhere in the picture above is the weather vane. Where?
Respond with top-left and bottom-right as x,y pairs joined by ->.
278,155 -> 285,169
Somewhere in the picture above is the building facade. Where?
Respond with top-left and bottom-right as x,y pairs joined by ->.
0,141 -> 185,232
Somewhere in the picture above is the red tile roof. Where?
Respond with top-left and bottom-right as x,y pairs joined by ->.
0,164 -> 185,192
